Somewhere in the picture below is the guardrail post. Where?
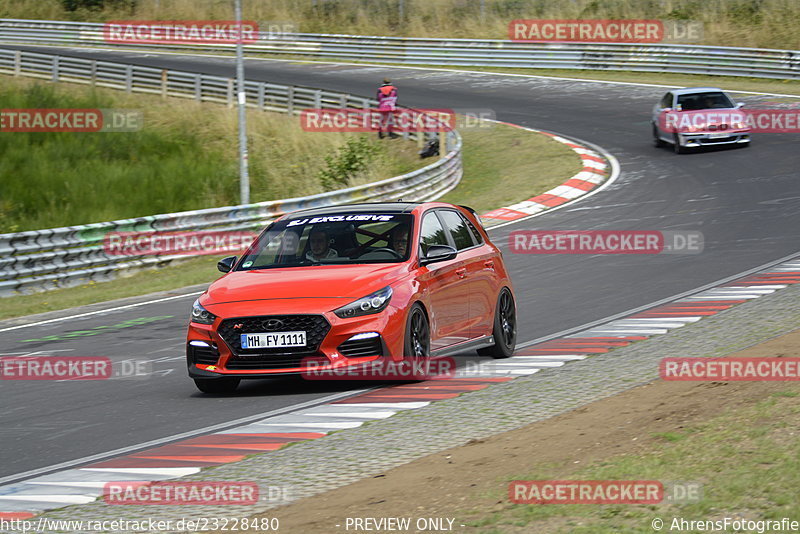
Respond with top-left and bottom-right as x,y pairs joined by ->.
287,86 -> 294,115
340,94 -> 347,108
51,56 -> 59,82
227,78 -> 234,108
314,90 -> 322,109
439,131 -> 447,159
194,74 -> 202,102
125,65 -> 132,93
14,50 -> 21,76
161,69 -> 168,99
90,60 -> 97,86
257,83 -> 265,110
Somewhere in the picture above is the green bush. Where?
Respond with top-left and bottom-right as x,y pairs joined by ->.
318,136 -> 380,191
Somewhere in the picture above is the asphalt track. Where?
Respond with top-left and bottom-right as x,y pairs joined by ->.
1,45 -> 798,483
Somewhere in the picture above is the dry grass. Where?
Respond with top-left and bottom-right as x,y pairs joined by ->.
0,75 -> 424,231
3,0 -> 799,49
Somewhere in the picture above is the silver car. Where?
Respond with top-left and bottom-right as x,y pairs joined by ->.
651,87 -> 750,153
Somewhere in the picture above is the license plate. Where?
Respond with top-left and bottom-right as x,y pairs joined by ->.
240,331 -> 306,349
709,133 -> 729,139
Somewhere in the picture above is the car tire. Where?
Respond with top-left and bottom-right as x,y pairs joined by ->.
403,304 -> 430,360
652,125 -> 665,147
194,378 -> 240,394
477,288 -> 516,359
673,134 -> 686,154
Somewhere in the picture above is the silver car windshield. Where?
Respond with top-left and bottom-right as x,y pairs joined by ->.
677,92 -> 735,111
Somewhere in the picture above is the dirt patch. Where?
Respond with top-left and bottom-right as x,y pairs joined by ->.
251,328 -> 800,533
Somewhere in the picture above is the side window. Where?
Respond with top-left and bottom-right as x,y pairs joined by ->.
438,210 -> 475,251
419,212 -> 449,255
660,92 -> 673,109
463,215 -> 484,245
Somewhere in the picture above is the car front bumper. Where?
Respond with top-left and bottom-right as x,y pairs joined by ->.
677,131 -> 751,147
186,299 -> 407,379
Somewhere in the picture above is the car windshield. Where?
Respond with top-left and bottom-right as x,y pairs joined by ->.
236,212 -> 413,270
677,92 -> 735,111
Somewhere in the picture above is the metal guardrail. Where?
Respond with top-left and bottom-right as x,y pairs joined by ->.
0,47 -> 462,296
1,18 -> 799,79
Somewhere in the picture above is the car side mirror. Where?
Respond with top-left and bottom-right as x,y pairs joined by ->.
736,102 -> 745,108
420,245 -> 457,266
217,255 -> 237,273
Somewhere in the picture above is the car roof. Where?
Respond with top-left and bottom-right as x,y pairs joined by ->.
670,87 -> 726,96
283,201 -> 421,219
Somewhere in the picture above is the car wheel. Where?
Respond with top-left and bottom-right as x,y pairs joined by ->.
404,304 -> 430,360
652,125 -> 665,147
477,288 -> 516,359
194,378 -> 240,394
673,134 -> 686,154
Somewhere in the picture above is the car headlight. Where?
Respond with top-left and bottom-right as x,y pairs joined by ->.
190,299 -> 217,325
334,286 -> 392,319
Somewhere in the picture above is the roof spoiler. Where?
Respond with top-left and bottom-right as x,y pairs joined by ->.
459,205 -> 485,229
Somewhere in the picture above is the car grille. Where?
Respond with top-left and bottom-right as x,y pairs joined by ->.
700,136 -> 737,144
188,344 -> 220,365
218,315 -> 331,370
338,336 -> 383,358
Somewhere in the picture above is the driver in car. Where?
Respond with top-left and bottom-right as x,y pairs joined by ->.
389,224 -> 410,257
306,228 -> 339,261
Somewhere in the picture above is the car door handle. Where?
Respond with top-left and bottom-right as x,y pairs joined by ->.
484,260 -> 494,269
455,268 -> 467,278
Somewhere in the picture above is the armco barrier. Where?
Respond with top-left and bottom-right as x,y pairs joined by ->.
0,47 -> 462,296
0,19 -> 799,79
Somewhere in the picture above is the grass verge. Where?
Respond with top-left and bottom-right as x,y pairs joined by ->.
0,121 -> 581,320
0,75 -> 424,232
475,389 -> 800,533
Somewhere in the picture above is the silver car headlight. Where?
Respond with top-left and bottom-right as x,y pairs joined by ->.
190,299 -> 217,325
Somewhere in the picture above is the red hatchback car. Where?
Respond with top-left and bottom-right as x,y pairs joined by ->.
186,202 -> 516,393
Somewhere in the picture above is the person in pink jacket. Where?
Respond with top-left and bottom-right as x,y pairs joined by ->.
377,78 -> 399,139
